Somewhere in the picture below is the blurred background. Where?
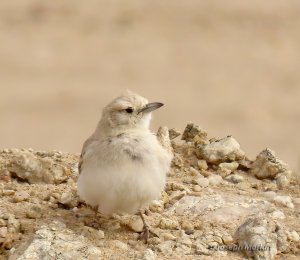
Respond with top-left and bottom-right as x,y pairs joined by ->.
0,0 -> 299,171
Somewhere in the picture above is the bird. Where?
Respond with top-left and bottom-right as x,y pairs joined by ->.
77,90 -> 173,242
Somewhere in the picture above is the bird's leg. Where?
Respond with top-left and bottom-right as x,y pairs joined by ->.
138,210 -> 150,243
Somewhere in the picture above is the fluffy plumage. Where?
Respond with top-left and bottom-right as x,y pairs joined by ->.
77,91 -> 173,215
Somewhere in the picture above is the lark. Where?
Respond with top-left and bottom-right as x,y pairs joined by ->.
77,91 -> 173,242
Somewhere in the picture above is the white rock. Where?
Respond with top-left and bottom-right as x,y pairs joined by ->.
159,218 -> 179,230
286,230 -> 300,242
13,191 -> 30,202
0,227 -> 8,238
250,149 -> 291,184
149,200 -> 164,213
197,160 -> 208,170
156,241 -> 175,254
194,176 -> 209,187
274,195 -> 294,208
196,136 -> 245,163
270,210 -> 285,220
208,175 -> 223,186
262,191 -> 277,200
218,162 -> 239,177
141,248 -> 156,260
111,240 -> 128,250
160,232 -> 176,241
225,174 -> 244,183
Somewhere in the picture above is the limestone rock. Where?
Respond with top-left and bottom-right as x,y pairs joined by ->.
234,216 -> 289,260
196,136 -> 245,163
7,150 -> 71,184
9,221 -> 102,259
182,123 -> 208,143
250,149 -> 291,188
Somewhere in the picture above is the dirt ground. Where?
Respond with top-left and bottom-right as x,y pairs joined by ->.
0,1 -> 300,169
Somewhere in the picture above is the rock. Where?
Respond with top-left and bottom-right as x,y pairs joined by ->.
234,216 -> 288,260
196,136 -> 245,163
225,174 -> 244,183
208,175 -> 223,186
169,190 -> 187,204
168,128 -> 181,140
141,248 -> 156,260
182,123 -> 208,143
149,200 -> 164,213
250,149 -> 291,186
197,160 -> 208,170
57,191 -> 78,208
26,205 -> 43,219
13,191 -> 30,202
0,219 -> 6,227
270,210 -> 285,220
127,217 -> 144,232
181,220 -> 194,232
80,226 -> 105,240
0,227 -> 7,238
9,221 -> 102,259
7,150 -> 71,184
7,215 -> 20,234
273,195 -> 294,208
111,240 -> 128,250
159,218 -> 179,230
2,190 -> 15,196
157,126 -> 173,155
156,240 -> 175,254
286,230 -> 300,242
160,232 -> 176,241
218,162 -> 239,177
262,191 -> 277,200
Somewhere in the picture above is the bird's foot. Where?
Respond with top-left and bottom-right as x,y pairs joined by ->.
138,225 -> 158,244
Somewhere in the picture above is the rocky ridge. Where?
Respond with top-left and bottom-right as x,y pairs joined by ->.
0,123 -> 299,259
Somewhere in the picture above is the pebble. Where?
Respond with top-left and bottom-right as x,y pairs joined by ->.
128,217 -> 144,232
181,220 -> 194,232
286,230 -> 300,242
225,174 -> 244,183
156,241 -> 174,254
208,175 -> 223,186
0,226 -> 8,238
270,210 -> 285,220
262,191 -> 277,200
160,232 -> 176,241
218,162 -> 239,177
26,205 -> 43,219
141,248 -> 156,260
0,219 -> 6,227
159,218 -> 179,230
111,240 -> 128,250
149,200 -> 164,213
81,226 -> 105,240
274,195 -> 294,208
168,128 -> 181,140
3,190 -> 15,196
194,176 -> 209,188
58,192 -> 78,208
14,191 -> 30,202
197,160 -> 208,170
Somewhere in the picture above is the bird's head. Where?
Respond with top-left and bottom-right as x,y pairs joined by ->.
98,91 -> 164,133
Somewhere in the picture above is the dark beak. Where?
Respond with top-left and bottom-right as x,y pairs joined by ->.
138,102 -> 164,114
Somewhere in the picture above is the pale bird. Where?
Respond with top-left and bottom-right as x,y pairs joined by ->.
77,91 -> 173,242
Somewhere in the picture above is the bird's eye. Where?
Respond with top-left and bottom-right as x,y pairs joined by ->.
125,108 -> 134,113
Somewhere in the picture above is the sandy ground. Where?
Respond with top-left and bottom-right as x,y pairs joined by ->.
0,0 -> 300,171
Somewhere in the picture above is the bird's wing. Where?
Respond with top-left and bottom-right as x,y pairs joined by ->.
78,136 -> 96,175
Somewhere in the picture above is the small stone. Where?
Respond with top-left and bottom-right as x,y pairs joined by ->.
111,240 -> 128,250
160,232 -> 176,241
181,220 -> 194,232
188,167 -> 199,176
218,162 -> 239,177
128,217 -> 144,232
208,175 -> 223,186
14,191 -> 30,202
196,136 -> 245,163
0,219 -> 6,227
262,191 -> 277,200
156,241 -> 174,254
147,237 -> 161,245
182,123 -> 207,143
0,227 -> 8,238
149,200 -> 164,213
81,226 -> 105,240
58,191 -> 78,208
3,190 -> 15,196
286,230 -> 300,242
274,195 -> 294,208
159,218 -> 179,230
193,185 -> 202,192
86,246 -> 102,259
270,210 -> 285,220
26,205 -> 42,219
7,215 -> 20,233
225,174 -> 244,184
141,249 -> 156,260
276,172 -> 291,189
197,160 -> 208,170
194,176 -> 209,188
101,221 -> 120,231
222,234 -> 233,245
168,128 -> 181,140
